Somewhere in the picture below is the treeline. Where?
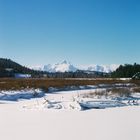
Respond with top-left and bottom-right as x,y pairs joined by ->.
111,63 -> 140,78
1,58 -> 140,78
0,58 -> 45,77
47,70 -> 109,78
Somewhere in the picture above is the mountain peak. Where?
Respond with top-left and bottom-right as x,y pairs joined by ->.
43,61 -> 77,72
62,60 -> 67,64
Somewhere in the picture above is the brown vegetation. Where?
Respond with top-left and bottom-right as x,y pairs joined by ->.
0,78 -> 139,91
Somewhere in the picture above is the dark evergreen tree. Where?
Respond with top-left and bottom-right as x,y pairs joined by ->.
111,63 -> 140,78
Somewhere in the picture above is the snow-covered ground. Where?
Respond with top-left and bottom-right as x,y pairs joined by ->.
0,103 -> 140,140
0,86 -> 140,140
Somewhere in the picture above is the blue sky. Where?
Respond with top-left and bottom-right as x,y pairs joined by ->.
0,0 -> 140,66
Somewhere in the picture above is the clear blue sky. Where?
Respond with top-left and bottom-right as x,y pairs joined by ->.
0,0 -> 140,66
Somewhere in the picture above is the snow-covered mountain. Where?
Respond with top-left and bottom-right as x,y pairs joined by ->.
30,65 -> 43,71
31,61 -> 119,73
43,60 -> 77,72
82,64 -> 119,73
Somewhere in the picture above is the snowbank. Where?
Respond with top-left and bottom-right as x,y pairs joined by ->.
0,103 -> 139,140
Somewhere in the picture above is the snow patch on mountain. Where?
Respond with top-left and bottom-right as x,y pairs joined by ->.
30,65 -> 43,71
80,64 -> 119,73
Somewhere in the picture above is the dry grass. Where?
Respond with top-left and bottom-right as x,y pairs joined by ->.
81,86 -> 140,99
0,78 -> 139,91
132,87 -> 140,93
106,87 -> 132,97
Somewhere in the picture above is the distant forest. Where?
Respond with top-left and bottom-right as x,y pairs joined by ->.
0,58 -> 140,78
111,63 -> 140,78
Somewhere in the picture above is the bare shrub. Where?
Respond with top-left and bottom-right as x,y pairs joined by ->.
81,87 -> 133,99
106,88 -> 132,97
132,87 -> 140,93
